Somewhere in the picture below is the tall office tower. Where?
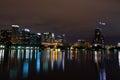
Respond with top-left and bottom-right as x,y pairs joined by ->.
62,34 -> 66,43
93,28 -> 104,45
21,28 -> 31,45
11,25 -> 20,44
0,30 -> 12,44
41,32 -> 52,43
36,33 -> 42,45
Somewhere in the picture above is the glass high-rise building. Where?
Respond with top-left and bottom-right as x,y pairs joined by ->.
93,28 -> 104,45
11,25 -> 20,44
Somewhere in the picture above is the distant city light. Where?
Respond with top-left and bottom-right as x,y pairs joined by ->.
0,45 -> 5,48
12,25 -> 19,28
57,48 -> 61,52
37,33 -> 41,35
118,51 -> 120,67
24,28 -> 30,32
44,32 -> 49,35
52,33 -> 55,38
99,22 -> 106,26
94,44 -> 97,47
117,43 -> 120,47
57,35 -> 62,38
62,34 -> 65,37
78,39 -> 81,42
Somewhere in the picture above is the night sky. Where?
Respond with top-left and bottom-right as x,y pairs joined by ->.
0,0 -> 120,44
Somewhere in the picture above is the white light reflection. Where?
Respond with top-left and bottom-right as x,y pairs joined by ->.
0,49 -> 4,63
94,51 -> 106,80
70,50 -> 73,60
118,51 -> 120,68
21,50 -> 24,60
94,51 -> 98,63
57,52 -> 62,69
99,69 -> 106,80
10,50 -> 15,59
51,57 -> 54,70
30,50 -> 33,60
17,49 -> 21,60
50,52 -> 54,71
62,51 -> 65,71
43,49 -> 49,72
25,50 -> 29,59
67,50 -> 70,60
35,50 -> 37,59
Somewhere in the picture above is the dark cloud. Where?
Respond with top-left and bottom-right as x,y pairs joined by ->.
0,0 -> 120,43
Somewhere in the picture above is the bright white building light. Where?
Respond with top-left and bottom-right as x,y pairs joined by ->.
117,43 -> 120,47
12,25 -> 19,28
99,22 -> 106,26
37,33 -> 41,35
24,28 -> 30,32
62,34 -> 65,37
118,51 -> 120,67
52,33 -> 55,38
44,32 -> 49,35
95,44 -> 97,47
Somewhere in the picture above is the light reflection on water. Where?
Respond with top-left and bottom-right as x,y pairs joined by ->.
118,51 -> 120,68
0,49 -> 4,63
0,47 -> 66,79
94,50 -> 106,80
0,46 -> 120,80
23,61 -> 29,78
36,52 -> 41,73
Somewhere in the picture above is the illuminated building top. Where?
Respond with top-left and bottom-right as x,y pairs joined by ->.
12,25 -> 19,28
24,28 -> 30,32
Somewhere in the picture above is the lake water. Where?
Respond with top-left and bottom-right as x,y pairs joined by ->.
0,46 -> 120,80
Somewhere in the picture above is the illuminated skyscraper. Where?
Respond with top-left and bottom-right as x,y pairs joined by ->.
11,25 -> 20,44
0,29 -> 12,44
41,32 -> 53,43
93,28 -> 104,47
29,33 -> 41,45
20,28 -> 31,45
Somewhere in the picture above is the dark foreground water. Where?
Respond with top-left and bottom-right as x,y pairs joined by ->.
0,46 -> 120,80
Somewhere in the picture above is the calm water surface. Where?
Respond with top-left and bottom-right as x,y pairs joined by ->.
0,46 -> 120,80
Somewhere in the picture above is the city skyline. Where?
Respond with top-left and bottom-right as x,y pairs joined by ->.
0,0 -> 120,44
0,1 -> 120,79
